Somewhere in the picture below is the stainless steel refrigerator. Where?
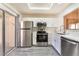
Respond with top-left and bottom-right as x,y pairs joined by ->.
21,21 -> 33,47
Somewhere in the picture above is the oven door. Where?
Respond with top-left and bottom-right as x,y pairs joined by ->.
37,34 -> 48,42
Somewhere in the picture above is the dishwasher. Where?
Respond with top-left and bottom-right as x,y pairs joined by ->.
61,37 -> 79,56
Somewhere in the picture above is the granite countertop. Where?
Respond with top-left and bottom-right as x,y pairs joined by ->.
61,34 -> 79,42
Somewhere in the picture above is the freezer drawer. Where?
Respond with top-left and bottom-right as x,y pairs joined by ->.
21,30 -> 32,47
61,37 -> 78,56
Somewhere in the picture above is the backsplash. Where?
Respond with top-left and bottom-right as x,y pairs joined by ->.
56,25 -> 64,33
65,29 -> 79,34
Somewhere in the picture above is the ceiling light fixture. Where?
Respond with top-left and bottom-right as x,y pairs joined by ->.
27,3 -> 53,10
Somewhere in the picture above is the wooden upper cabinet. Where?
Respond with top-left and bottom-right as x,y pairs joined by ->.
64,16 -> 68,30
64,8 -> 79,30
77,8 -> 79,22
68,9 -> 78,23
73,9 -> 78,23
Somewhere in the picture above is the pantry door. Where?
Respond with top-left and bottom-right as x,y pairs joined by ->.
0,9 -> 3,56
5,12 -> 15,54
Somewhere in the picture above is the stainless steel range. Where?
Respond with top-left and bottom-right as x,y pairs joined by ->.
36,22 -> 48,46
37,31 -> 48,46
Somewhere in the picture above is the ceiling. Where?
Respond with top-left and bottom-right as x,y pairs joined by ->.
8,3 -> 71,16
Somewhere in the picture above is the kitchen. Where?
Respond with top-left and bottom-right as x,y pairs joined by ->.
0,3 -> 79,56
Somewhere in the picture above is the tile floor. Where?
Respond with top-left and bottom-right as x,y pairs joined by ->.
8,46 -> 59,56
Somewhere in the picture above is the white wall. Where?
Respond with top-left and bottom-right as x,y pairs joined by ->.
22,17 -> 59,27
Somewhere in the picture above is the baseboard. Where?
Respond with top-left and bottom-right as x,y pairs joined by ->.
17,46 -> 32,48
32,44 -> 52,47
51,45 -> 61,56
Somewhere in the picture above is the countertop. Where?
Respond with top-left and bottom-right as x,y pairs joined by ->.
61,34 -> 79,42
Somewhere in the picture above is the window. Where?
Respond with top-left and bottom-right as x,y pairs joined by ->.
76,23 -> 79,29
69,24 -> 76,29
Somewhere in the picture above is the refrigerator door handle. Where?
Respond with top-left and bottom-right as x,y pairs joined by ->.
21,28 -> 31,30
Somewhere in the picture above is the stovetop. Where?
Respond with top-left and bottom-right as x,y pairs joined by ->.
37,31 -> 47,33
37,31 -> 48,35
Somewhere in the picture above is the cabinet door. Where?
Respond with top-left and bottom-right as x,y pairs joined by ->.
52,33 -> 61,54
0,10 -> 3,56
33,32 -> 37,45
52,33 -> 56,48
64,16 -> 68,30
55,34 -> 61,54
64,9 -> 78,30
68,10 -> 77,24
77,8 -> 79,22
52,39 -> 56,48
75,8 -> 79,29
5,12 -> 15,54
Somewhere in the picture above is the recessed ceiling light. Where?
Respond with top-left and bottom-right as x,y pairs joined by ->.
27,3 -> 53,10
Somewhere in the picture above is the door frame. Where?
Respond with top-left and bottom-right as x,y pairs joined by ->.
0,8 -> 17,56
